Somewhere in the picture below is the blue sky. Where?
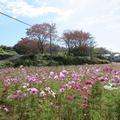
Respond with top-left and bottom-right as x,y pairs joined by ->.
0,0 -> 120,52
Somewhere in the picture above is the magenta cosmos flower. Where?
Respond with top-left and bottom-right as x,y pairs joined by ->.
85,80 -> 94,85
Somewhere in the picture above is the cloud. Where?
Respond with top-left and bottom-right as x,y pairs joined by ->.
1,0 -> 120,28
0,0 -> 72,18
59,0 -> 120,30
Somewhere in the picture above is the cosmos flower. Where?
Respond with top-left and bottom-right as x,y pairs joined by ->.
85,80 -> 94,85
29,88 -> 38,95
40,90 -> 46,97
59,72 -> 66,80
59,87 -> 65,93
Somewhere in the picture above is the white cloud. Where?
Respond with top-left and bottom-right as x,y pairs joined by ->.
0,0 -> 72,18
59,0 -> 120,31
1,0 -> 120,30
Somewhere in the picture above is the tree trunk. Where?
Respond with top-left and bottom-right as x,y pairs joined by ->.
38,41 -> 41,52
68,41 -> 70,56
41,43 -> 44,54
50,33 -> 52,55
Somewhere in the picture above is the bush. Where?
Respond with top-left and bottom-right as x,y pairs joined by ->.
2,54 -> 109,68
91,58 -> 110,64
0,61 -> 14,68
13,38 -> 40,55
36,55 -> 109,66
20,54 -> 36,60
0,48 -> 17,60
13,59 -> 36,67
0,54 -> 14,60
13,56 -> 37,67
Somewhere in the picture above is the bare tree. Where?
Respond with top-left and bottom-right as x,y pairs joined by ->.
63,30 -> 73,55
45,23 -> 57,55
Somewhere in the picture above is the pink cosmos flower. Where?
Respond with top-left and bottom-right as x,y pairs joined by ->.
11,78 -> 19,84
81,102 -> 89,107
92,75 -> 98,80
29,88 -> 38,95
59,72 -> 66,80
49,71 -> 55,79
54,74 -> 59,80
7,94 -> 18,100
72,72 -> 79,81
66,95 -> 73,100
59,87 -> 65,93
62,70 -> 68,75
98,76 -> 108,82
4,79 -> 11,87
27,75 -> 41,84
7,90 -> 26,100
66,95 -> 77,100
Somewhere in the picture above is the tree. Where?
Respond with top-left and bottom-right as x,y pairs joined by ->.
26,24 -> 49,54
63,30 -> 93,56
45,23 -> 57,55
0,45 -> 13,51
63,30 -> 73,55
26,23 -> 57,54
88,38 -> 96,60
93,47 -> 111,59
71,30 -> 92,56
44,43 -> 60,54
13,37 -> 39,54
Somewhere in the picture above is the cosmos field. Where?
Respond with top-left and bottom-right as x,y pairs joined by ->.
0,63 -> 120,120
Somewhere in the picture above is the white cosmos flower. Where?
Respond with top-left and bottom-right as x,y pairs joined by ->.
104,84 -> 118,90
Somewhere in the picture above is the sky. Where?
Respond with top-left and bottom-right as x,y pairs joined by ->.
0,0 -> 120,52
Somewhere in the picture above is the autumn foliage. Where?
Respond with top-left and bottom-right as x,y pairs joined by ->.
14,37 -> 39,54
63,30 -> 92,56
14,23 -> 95,56
14,37 -> 60,55
26,23 -> 57,54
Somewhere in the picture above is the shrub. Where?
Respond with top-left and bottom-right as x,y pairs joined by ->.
0,61 -> 14,68
0,48 -> 17,60
4,54 -> 109,68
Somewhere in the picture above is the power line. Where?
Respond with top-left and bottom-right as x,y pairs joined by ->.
0,11 -> 32,26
